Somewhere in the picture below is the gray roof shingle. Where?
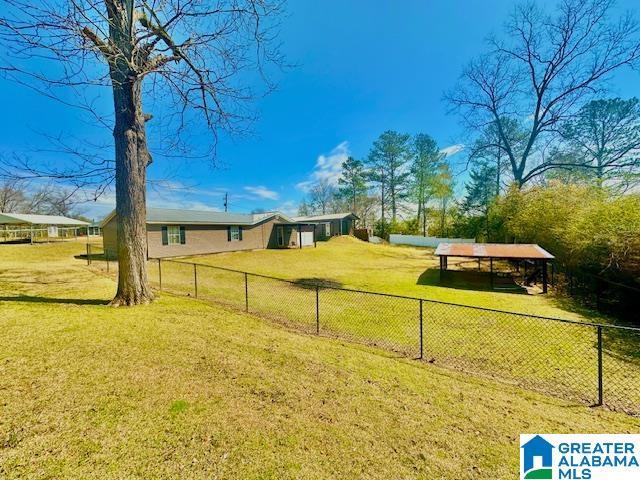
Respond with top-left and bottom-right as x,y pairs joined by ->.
101,208 -> 293,226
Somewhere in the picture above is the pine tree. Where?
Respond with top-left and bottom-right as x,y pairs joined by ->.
410,134 -> 442,235
366,131 -> 411,236
337,157 -> 368,214
461,162 -> 497,240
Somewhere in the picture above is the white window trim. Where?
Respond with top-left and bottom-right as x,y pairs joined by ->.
167,225 -> 181,245
324,222 -> 331,237
230,225 -> 241,241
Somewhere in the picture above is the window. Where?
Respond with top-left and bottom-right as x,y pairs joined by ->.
230,225 -> 240,241
167,225 -> 181,245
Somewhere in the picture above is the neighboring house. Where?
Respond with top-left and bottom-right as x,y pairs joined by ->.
292,213 -> 359,239
100,208 -> 318,259
0,212 -> 88,243
87,221 -> 102,237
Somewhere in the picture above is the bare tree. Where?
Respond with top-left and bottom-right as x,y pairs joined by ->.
308,179 -> 335,215
447,0 -> 640,187
0,1 -> 285,305
0,179 -> 27,212
42,186 -> 84,216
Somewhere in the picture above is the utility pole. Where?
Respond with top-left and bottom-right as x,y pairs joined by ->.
223,192 -> 228,212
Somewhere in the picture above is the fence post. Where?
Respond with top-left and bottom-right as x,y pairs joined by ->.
158,258 -> 162,291
597,326 -> 603,406
244,272 -> 249,312
86,243 -> 90,265
419,299 -> 424,360
315,285 -> 320,334
193,263 -> 198,298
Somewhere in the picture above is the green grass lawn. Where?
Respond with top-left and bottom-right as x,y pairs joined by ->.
182,236 -> 604,320
167,237 -> 639,413
0,242 -> 638,479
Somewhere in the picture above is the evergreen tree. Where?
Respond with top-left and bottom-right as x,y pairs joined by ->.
366,131 -> 411,236
410,134 -> 442,235
337,157 -> 368,214
461,162 -> 498,240
560,98 -> 640,190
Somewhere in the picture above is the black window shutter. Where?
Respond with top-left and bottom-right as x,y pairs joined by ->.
180,226 -> 186,244
238,226 -> 243,241
161,226 -> 168,245
227,226 -> 231,241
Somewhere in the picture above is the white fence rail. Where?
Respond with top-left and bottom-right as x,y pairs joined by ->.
0,226 -> 81,243
389,234 -> 475,248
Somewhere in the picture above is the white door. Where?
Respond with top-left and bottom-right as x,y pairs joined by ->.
301,231 -> 314,246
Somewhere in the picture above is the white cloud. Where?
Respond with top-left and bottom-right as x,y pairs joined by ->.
440,144 -> 464,157
296,141 -> 350,191
243,185 -> 279,201
275,200 -> 298,216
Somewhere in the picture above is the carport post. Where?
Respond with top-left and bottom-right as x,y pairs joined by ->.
299,226 -> 302,249
86,243 -> 90,265
313,224 -> 317,248
489,258 -> 494,289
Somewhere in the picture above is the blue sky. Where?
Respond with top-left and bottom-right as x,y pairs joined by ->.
1,0 -> 639,220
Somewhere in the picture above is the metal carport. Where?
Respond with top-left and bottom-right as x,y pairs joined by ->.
434,243 -> 555,293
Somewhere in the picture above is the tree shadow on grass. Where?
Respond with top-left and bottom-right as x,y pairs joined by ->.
0,295 -> 109,305
548,295 -> 640,363
292,278 -> 343,290
417,268 -> 528,294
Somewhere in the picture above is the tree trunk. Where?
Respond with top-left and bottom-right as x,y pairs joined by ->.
422,203 -> 427,237
110,75 -> 154,306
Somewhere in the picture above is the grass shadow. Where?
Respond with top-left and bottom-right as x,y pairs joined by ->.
0,295 -> 109,306
417,268 -> 527,294
0,238 -> 31,245
292,277 -> 344,290
547,295 -> 640,364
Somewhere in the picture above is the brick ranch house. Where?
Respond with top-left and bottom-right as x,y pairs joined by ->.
101,208 -> 358,259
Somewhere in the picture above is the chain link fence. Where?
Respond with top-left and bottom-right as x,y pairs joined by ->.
85,246 -> 640,415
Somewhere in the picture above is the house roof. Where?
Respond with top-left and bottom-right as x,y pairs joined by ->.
434,243 -> 554,260
292,212 -> 359,222
0,212 -> 89,226
100,208 -> 294,227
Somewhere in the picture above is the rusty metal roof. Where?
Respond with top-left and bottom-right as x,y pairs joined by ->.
434,243 -> 554,260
